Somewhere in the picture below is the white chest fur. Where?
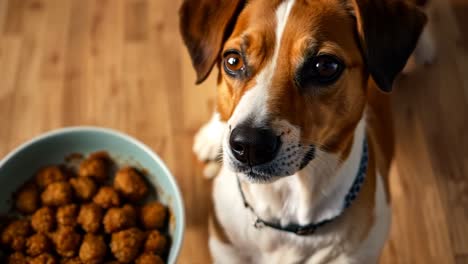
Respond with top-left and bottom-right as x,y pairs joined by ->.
211,167 -> 390,264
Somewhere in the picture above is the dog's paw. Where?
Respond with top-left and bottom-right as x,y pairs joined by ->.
193,113 -> 226,163
203,162 -> 223,179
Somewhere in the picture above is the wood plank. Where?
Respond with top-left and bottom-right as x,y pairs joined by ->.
456,255 -> 468,264
381,119 -> 455,264
85,0 -> 125,128
124,0 -> 149,42
39,0 -> 71,81
0,35 -> 21,155
418,0 -> 468,257
2,0 -> 24,35
0,0 -> 8,32
62,0 -> 93,125
0,35 -> 21,98
6,0 -> 47,147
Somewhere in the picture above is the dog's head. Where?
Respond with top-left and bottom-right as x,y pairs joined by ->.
180,0 -> 425,183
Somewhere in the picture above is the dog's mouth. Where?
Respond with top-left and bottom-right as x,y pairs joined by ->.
226,144 -> 316,183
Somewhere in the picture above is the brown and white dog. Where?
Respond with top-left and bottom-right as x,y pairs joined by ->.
180,0 -> 435,263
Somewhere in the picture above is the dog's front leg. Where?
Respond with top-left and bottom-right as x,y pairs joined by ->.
193,113 -> 227,178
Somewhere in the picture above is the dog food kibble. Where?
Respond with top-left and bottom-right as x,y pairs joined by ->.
69,177 -> 97,201
56,204 -> 79,227
29,253 -> 57,264
15,182 -> 40,214
7,251 -> 28,264
41,182 -> 73,207
93,186 -> 121,209
51,226 -> 81,257
31,207 -> 55,233
1,219 -> 31,251
11,237 -> 27,252
144,230 -> 168,255
61,258 -> 83,264
35,166 -> 67,189
110,228 -> 145,263
140,201 -> 168,230
78,152 -> 110,183
103,204 -> 137,233
114,167 -> 149,202
26,233 -> 51,257
60,257 -> 82,264
135,253 -> 164,264
77,203 -> 102,233
78,234 -> 107,264
2,151 -> 171,263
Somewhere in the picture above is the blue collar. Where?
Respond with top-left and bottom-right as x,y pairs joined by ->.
237,136 -> 369,236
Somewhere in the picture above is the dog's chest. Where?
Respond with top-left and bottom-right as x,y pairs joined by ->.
212,168 -> 344,263
212,166 -> 390,264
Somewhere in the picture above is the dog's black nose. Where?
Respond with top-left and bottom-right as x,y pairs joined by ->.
229,125 -> 280,166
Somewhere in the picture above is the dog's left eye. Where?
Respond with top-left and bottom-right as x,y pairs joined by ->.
223,50 -> 245,77
297,55 -> 344,88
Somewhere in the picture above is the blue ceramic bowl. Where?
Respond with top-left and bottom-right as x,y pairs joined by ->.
0,127 -> 185,263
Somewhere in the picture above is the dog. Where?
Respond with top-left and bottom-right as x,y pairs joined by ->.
180,0 -> 435,263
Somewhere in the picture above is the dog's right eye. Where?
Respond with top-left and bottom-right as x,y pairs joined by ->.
296,55 -> 345,89
223,50 -> 245,77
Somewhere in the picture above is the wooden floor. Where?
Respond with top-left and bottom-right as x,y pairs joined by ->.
0,0 -> 467,263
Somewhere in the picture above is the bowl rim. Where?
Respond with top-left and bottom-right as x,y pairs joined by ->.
0,126 -> 186,263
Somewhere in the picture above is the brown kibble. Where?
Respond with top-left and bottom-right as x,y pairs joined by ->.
1,219 -> 31,250
51,226 -> 81,258
69,177 -> 97,201
78,152 -> 111,183
103,204 -> 137,233
93,186 -> 121,209
140,202 -> 167,230
88,151 -> 111,161
60,257 -> 83,264
110,228 -> 145,263
77,203 -> 102,233
144,230 -> 168,255
15,182 -> 40,214
7,252 -> 28,264
41,182 -> 73,207
11,236 -> 27,252
56,204 -> 79,227
114,167 -> 149,202
26,233 -> 51,257
135,253 -> 164,264
5,150 -> 171,263
31,207 -> 55,233
78,234 -> 107,264
29,253 -> 57,264
35,166 -> 67,189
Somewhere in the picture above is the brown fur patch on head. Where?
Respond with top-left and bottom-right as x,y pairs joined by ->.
267,0 -> 367,156
216,0 -> 281,121
179,0 -> 247,83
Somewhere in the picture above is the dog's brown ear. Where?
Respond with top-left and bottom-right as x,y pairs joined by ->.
350,0 -> 427,92
179,0 -> 245,84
